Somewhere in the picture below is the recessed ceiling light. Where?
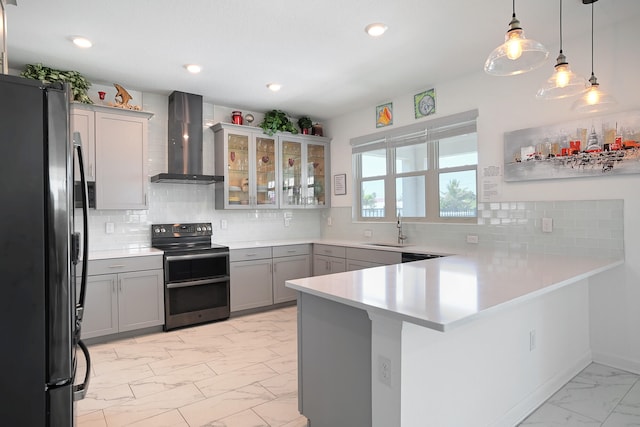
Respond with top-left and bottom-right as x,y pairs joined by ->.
71,37 -> 92,48
365,23 -> 388,37
185,64 -> 202,74
267,83 -> 282,92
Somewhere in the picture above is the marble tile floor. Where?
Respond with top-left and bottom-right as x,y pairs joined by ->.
77,305 -> 640,427
77,306 -> 308,427
520,363 -> 640,426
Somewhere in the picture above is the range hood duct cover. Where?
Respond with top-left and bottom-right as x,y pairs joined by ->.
150,91 -> 223,184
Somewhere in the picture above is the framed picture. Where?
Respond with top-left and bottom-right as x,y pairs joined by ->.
504,109 -> 640,182
376,102 -> 393,128
334,173 -> 347,195
414,88 -> 436,119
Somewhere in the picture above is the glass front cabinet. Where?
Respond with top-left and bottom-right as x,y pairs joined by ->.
280,135 -> 330,208
213,123 -> 278,209
213,123 -> 330,209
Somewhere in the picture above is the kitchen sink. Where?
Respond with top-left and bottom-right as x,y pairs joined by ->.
364,242 -> 413,248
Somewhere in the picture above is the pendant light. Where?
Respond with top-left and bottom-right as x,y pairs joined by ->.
572,0 -> 616,113
484,0 -> 549,76
536,0 -> 587,99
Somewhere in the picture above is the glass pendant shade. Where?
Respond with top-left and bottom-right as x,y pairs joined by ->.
484,16 -> 549,76
536,52 -> 588,99
572,75 -> 616,113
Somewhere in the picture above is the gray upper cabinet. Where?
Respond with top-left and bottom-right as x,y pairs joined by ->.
71,103 -> 153,209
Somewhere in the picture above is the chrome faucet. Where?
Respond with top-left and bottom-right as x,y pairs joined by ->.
397,213 -> 407,245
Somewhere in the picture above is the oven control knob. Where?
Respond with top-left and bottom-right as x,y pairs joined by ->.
161,227 -> 166,233
196,226 -> 202,232
207,225 -> 212,231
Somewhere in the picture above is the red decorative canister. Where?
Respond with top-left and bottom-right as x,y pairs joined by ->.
231,111 -> 243,125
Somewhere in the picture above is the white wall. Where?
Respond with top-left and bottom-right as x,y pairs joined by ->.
324,22 -> 640,372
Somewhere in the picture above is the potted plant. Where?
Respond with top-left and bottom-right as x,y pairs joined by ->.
21,63 -> 93,104
259,110 -> 298,136
297,116 -> 313,134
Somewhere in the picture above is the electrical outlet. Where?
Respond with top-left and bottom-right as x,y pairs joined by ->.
364,229 -> 373,238
105,222 -> 115,234
220,219 -> 228,230
529,329 -> 536,351
327,216 -> 333,226
542,217 -> 553,233
378,355 -> 391,387
466,234 -> 479,244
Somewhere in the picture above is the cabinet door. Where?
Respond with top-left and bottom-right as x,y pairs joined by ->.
273,255 -> 311,304
230,259 -> 273,312
281,138 -> 303,208
71,107 -> 95,181
313,255 -> 346,276
95,112 -> 148,209
117,269 -> 164,332
346,260 -> 384,272
225,130 -> 251,208
306,142 -> 327,206
81,274 -> 118,339
255,135 -> 278,208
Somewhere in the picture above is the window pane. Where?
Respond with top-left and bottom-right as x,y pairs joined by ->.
439,133 -> 478,168
361,180 -> 385,218
396,176 -> 425,217
361,149 -> 386,178
439,170 -> 477,218
396,143 -> 428,173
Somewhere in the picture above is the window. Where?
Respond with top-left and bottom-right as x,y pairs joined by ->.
352,110 -> 478,223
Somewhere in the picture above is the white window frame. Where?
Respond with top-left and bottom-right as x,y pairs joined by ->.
351,110 -> 478,223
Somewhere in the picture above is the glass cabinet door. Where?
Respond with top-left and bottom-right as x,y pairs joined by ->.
255,136 -> 277,207
227,132 -> 250,206
281,139 -> 303,207
307,143 -> 326,206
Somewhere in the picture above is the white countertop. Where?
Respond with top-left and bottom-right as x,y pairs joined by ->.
286,251 -> 623,332
88,247 -> 163,260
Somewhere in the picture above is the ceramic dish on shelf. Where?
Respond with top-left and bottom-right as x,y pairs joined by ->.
257,186 -> 268,192
229,186 -> 241,192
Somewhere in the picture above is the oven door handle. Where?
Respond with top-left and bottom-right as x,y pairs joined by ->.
166,276 -> 229,289
165,252 -> 229,262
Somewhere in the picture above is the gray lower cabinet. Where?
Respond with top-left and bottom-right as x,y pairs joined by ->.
273,245 -> 311,304
80,255 -> 164,340
345,247 -> 402,271
230,247 -> 273,312
313,244 -> 347,276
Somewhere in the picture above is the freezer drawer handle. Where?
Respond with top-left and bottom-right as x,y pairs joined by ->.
73,339 -> 91,401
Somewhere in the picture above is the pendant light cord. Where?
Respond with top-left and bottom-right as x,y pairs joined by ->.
559,0 -> 564,54
512,0 -> 516,19
590,2 -> 595,77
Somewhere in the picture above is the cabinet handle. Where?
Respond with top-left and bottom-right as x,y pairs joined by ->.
108,264 -> 125,268
287,249 -> 297,253
271,263 -> 274,273
245,253 -> 257,257
119,279 -> 123,292
112,281 -> 116,293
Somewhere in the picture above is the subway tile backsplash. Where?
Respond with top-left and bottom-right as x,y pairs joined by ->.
321,200 -> 624,258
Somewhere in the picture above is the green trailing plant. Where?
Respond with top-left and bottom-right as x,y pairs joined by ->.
20,63 -> 93,104
297,115 -> 313,131
259,110 -> 298,136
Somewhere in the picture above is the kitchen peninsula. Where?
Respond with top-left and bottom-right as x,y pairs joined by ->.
287,251 -> 623,427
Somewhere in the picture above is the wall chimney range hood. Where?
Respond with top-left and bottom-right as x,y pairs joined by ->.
150,91 -> 223,184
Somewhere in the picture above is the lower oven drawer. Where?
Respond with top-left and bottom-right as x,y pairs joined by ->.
164,278 -> 230,331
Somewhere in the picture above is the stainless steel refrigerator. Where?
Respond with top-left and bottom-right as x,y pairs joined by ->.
0,73 -> 90,426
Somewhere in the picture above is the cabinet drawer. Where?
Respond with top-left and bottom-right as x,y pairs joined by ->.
84,255 -> 163,276
230,247 -> 272,262
273,244 -> 311,258
313,244 -> 346,258
346,247 -> 401,265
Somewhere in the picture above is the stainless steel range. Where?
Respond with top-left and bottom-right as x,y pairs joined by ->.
151,223 -> 230,331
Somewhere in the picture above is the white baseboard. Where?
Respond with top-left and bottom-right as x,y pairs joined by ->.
592,351 -> 640,375
490,351 -> 592,427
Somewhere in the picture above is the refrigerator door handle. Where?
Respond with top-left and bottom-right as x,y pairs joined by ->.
73,339 -> 91,401
74,139 -> 89,324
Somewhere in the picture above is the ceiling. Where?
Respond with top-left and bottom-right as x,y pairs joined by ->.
5,0 -> 640,121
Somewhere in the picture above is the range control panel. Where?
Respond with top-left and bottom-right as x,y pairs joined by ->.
151,223 -> 213,238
